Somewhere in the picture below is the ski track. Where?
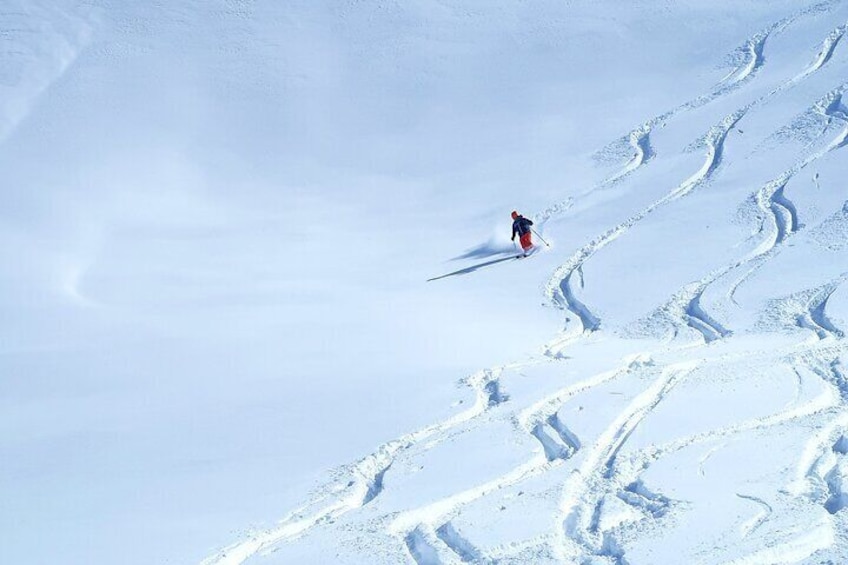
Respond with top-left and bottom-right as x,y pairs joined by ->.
685,284 -> 733,343
547,48 -> 838,338
641,355 -> 838,461
727,177 -> 799,307
724,523 -> 835,565
790,353 -> 848,521
530,422 -> 574,463
524,374 -> 613,462
388,355 -> 682,563
786,276 -> 848,340
404,525 -> 445,565
617,480 -> 672,521
554,362 -> 698,563
541,0 -> 841,229
389,457 -> 554,550
728,85 -> 848,304
633,262 -> 743,346
200,5 -> 848,564
731,31 -> 768,86
791,410 -> 848,515
387,360 -> 654,558
550,12 -> 848,337
598,74 -> 848,335
698,443 -> 727,477
807,283 -> 847,340
685,84 -> 848,322
537,6 -> 798,225
545,109 -> 743,337
202,331 -> 848,564
736,494 -> 773,539
794,22 -> 848,82
560,270 -> 601,334
200,365 -> 520,565
771,184 -> 799,244
583,343 -> 848,563
435,522 -> 488,564
581,341 -> 848,563
604,125 -> 656,185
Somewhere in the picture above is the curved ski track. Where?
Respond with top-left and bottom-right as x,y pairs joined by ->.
728,88 -> 848,303
646,93 -> 848,343
796,276 -> 848,340
544,109 -> 743,338
736,494 -> 773,539
547,12 -> 848,342
604,82 -> 848,342
794,22 -> 848,83
545,19 -> 848,339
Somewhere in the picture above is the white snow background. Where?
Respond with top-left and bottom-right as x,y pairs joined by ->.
3,1 -> 848,564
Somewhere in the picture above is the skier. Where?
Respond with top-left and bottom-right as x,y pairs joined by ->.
511,211 -> 534,256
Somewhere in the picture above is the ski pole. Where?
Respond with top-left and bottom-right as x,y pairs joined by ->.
531,228 -> 550,247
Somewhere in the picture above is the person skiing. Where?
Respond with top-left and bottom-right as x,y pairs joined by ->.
511,211 -> 534,256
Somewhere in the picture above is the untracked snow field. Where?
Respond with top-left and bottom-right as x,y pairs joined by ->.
4,1 -> 848,564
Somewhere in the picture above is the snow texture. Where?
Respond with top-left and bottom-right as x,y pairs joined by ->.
5,1 -> 848,565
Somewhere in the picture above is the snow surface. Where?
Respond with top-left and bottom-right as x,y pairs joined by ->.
4,1 -> 848,564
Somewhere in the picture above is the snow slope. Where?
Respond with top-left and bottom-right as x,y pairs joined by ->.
4,1 -> 848,564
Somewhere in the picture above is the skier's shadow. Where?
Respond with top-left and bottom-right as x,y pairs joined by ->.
427,254 -> 519,282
